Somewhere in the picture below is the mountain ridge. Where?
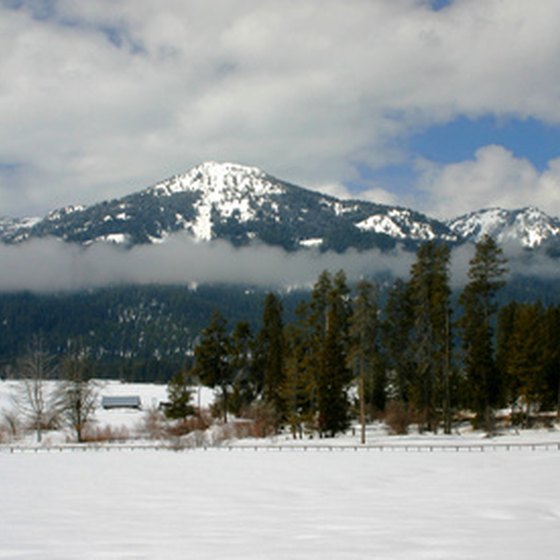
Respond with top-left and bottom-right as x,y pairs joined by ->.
1,161 -> 559,253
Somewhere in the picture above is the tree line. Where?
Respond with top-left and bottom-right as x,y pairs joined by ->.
173,235 -> 560,438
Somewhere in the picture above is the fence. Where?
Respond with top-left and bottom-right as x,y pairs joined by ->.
2,441 -> 560,453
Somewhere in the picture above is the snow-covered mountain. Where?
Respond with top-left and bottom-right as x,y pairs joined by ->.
447,207 -> 560,249
1,162 -> 559,253
0,162 -> 456,252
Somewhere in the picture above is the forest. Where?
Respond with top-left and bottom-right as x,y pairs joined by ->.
170,236 -> 560,438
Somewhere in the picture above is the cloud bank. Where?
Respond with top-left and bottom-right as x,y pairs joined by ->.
2,0 -> 560,217
0,236 -> 415,293
0,233 -> 557,294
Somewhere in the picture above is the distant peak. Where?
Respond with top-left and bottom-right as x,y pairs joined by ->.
447,205 -> 560,248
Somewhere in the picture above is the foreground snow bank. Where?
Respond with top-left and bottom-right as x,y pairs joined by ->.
0,450 -> 558,559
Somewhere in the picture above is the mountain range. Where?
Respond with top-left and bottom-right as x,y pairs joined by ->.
2,161 -> 560,255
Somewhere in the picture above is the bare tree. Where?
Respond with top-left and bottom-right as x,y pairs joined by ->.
56,350 -> 98,443
14,339 -> 58,443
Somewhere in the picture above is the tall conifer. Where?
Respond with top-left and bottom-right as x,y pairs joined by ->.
255,293 -> 285,427
348,280 -> 381,443
382,278 -> 415,404
192,310 -> 232,422
409,241 -> 452,432
459,235 -> 507,430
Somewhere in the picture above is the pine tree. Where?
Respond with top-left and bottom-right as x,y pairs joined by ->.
409,242 -> 452,433
229,321 -> 256,415
165,370 -> 195,420
348,280 -> 381,444
382,278 -> 415,405
254,293 -> 285,427
192,310 -> 233,422
502,303 -> 546,426
305,270 -> 334,431
542,306 -> 560,415
317,270 -> 352,437
497,301 -> 519,421
459,235 -> 508,431
283,302 -> 317,438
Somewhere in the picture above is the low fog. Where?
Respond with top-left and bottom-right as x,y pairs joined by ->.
0,234 -> 556,294
0,235 -> 414,293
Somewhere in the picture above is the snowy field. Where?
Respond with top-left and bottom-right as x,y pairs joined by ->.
1,448 -> 559,559
1,380 -> 560,558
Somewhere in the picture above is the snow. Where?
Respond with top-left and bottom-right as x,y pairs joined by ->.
147,233 -> 168,244
1,380 -> 560,558
0,446 -> 559,558
299,238 -> 323,248
46,205 -> 85,221
447,207 -> 560,248
93,233 -> 129,244
355,209 -> 437,240
147,162 -> 286,241
356,214 -> 407,238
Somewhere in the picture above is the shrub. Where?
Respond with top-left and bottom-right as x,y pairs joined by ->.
142,406 -> 167,440
240,402 -> 278,438
166,411 -> 212,438
81,425 -> 131,443
384,400 -> 412,435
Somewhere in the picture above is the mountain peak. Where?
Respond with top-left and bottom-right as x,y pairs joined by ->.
143,161 -> 286,241
447,206 -> 560,248
148,161 -> 272,199
192,161 -> 266,177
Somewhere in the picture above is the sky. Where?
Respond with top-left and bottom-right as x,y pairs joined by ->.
1,0 -> 560,221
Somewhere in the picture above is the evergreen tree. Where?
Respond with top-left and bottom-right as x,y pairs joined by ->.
165,370 -> 195,419
459,235 -> 508,431
409,242 -> 452,432
501,303 -> 546,426
316,270 -> 352,437
382,278 -> 415,405
542,306 -> 560,415
254,293 -> 285,427
283,302 -> 317,438
192,310 -> 233,422
497,301 -> 520,420
229,321 -> 256,415
348,280 -> 382,444
304,270 -> 334,430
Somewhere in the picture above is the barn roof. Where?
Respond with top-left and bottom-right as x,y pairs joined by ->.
101,395 -> 142,409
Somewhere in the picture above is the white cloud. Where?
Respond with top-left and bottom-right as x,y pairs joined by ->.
0,231 -> 555,294
0,235 -> 415,293
414,145 -> 560,218
2,0 -> 560,216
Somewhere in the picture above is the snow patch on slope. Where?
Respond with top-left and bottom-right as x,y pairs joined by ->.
356,209 -> 439,241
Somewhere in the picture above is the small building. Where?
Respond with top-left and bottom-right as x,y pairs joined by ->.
101,395 -> 142,410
